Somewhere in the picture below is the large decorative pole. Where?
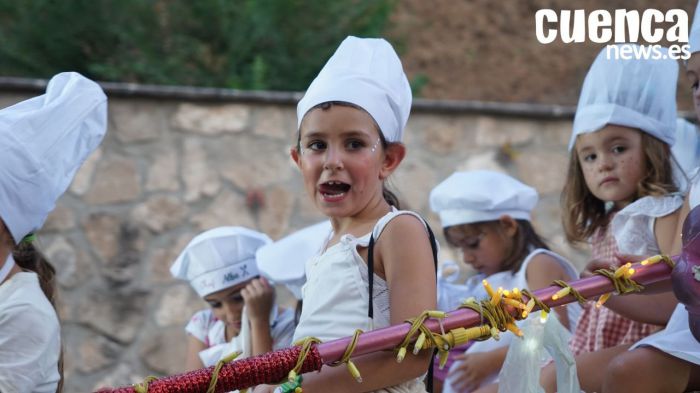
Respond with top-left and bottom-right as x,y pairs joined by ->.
97,205 -> 700,393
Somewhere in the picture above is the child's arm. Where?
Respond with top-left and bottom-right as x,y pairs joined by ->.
243,277 -> 276,356
184,335 -> 206,371
598,205 -> 684,325
526,254 -> 574,329
580,256 -> 677,324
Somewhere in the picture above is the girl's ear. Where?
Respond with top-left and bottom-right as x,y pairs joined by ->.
379,143 -> 406,180
290,146 -> 302,170
498,215 -> 519,237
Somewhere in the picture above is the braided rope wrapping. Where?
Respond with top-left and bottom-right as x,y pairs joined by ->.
96,346 -> 322,393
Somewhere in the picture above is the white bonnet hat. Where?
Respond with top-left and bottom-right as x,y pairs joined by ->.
429,170 -> 538,228
170,227 -> 271,297
256,220 -> 331,300
570,45 -> 678,151
296,36 -> 412,143
691,2 -> 700,54
0,72 -> 107,244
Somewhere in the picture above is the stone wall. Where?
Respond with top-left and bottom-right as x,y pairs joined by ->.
0,80 -> 587,392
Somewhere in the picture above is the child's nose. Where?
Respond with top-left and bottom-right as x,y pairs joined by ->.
323,147 -> 344,171
597,153 -> 614,171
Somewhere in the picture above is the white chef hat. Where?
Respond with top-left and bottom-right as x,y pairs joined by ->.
256,220 -> 331,300
296,36 -> 412,143
569,45 -> 678,151
429,170 -> 538,228
691,2 -> 700,54
170,227 -> 271,297
0,72 -> 107,244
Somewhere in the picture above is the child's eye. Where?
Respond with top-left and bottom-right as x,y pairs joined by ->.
229,293 -> 244,303
611,145 -> 626,154
692,81 -> 699,91
306,141 -> 326,151
582,153 -> 596,162
346,140 -> 364,150
208,301 -> 222,309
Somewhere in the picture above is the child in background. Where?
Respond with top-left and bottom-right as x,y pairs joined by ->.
586,11 -> 700,392
170,226 -> 295,370
540,44 -> 682,392
256,220 -> 332,325
0,72 -> 107,393
255,36 -> 437,393
430,170 -> 580,393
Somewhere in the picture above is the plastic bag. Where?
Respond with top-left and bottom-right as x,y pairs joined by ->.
498,313 -> 580,393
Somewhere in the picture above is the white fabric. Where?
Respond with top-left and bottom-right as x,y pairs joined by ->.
672,118 -> 700,192
442,249 -> 581,393
294,209 -> 430,393
256,220 -> 332,300
170,227 -> 271,297
570,45 -> 678,151
429,170 -> 537,228
0,255 -> 15,284
611,194 -> 684,256
296,36 -> 412,143
0,272 -> 60,393
186,307 -> 295,367
692,2 -> 700,54
0,72 -> 107,243
631,304 -> 700,364
692,168 -> 700,209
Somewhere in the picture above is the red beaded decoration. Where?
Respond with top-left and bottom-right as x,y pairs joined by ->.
94,346 -> 323,393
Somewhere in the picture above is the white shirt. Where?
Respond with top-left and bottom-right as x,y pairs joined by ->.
0,270 -> 61,393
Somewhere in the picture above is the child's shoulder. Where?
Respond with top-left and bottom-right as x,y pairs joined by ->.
373,209 -> 429,240
525,249 -> 576,286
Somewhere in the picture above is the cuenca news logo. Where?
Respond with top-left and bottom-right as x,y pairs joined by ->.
535,9 -> 690,60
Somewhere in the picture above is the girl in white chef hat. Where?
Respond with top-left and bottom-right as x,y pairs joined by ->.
0,72 -> 108,393
539,44 -> 684,393
170,226 -> 296,371
430,170 -> 580,393
255,35 -> 439,393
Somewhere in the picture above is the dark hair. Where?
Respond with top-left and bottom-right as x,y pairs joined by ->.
13,240 -> 64,393
445,219 -> 550,274
296,101 -> 402,209
562,131 -> 677,243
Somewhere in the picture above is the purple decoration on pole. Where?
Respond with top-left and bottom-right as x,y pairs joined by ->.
672,205 -> 700,341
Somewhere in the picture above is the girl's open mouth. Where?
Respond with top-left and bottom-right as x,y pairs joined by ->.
318,181 -> 350,201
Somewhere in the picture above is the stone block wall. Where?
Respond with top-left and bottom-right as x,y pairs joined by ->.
0,81 -> 587,391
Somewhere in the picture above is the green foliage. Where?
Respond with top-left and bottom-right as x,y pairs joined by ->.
0,0 -> 395,90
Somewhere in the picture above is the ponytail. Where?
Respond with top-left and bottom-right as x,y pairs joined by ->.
12,240 -> 64,393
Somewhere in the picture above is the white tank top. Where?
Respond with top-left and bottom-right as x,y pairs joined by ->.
293,209 -> 430,393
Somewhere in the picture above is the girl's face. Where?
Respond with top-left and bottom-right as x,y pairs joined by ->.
204,280 -> 249,338
575,125 -> 645,209
687,53 -> 700,122
292,105 -> 402,218
445,221 -> 514,276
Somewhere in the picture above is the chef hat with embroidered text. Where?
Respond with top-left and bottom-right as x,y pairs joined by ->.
170,227 -> 271,297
